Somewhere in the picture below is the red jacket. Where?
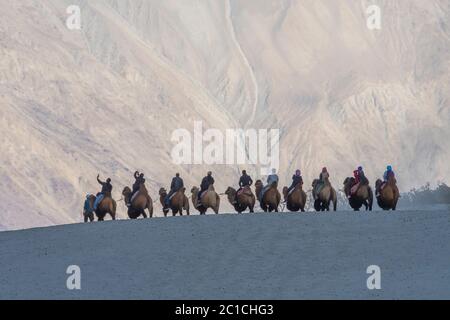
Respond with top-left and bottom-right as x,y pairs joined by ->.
353,170 -> 360,184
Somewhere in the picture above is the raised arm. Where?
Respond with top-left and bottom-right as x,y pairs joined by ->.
97,175 -> 104,185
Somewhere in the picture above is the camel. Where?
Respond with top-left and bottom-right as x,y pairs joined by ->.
343,177 -> 373,211
255,180 -> 281,212
375,176 -> 399,210
282,184 -> 307,212
311,178 -> 337,211
191,185 -> 220,215
94,192 -> 117,221
159,187 -> 190,217
84,195 -> 96,223
225,186 -> 255,214
122,184 -> 153,219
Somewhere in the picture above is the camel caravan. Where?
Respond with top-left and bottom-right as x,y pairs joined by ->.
83,166 -> 400,222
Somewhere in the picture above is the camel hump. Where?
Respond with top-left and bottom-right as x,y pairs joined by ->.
139,183 -> 149,194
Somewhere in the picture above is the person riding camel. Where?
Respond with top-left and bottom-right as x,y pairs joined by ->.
198,171 -> 215,206
377,165 -> 395,196
358,166 -> 369,185
94,175 -> 113,210
233,170 -> 253,204
260,168 -> 279,200
165,173 -> 184,208
239,170 -> 253,189
314,167 -> 329,200
127,171 -> 146,207
383,165 -> 395,182
349,169 -> 361,198
287,169 -> 303,194
267,168 -> 279,186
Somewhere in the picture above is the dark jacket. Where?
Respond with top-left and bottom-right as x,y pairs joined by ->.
291,175 -> 303,188
97,177 -> 112,194
239,174 -> 253,188
384,170 -> 395,181
171,177 -> 184,192
133,175 -> 145,192
359,171 -> 369,185
201,176 -> 214,191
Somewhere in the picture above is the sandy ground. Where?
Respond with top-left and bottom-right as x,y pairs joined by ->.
0,210 -> 449,300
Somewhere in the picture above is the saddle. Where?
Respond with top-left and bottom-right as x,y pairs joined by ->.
169,192 -> 178,201
350,182 -> 360,195
199,190 -> 208,200
237,186 -> 252,197
130,191 -> 140,203
93,193 -> 108,210
289,183 -> 304,196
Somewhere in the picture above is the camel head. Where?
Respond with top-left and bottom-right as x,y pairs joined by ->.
122,186 -> 132,197
191,186 -> 199,195
375,179 -> 383,189
225,187 -> 235,196
159,188 -> 167,197
343,177 -> 354,187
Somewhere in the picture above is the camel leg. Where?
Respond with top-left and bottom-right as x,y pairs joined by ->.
142,210 -> 148,218
314,200 -> 321,212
